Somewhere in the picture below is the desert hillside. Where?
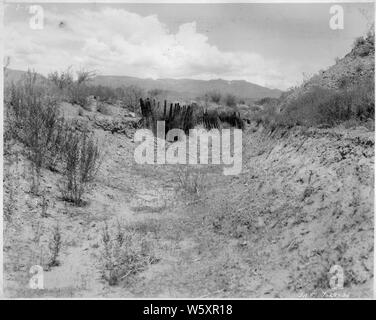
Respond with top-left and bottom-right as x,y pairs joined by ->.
280,30 -> 375,110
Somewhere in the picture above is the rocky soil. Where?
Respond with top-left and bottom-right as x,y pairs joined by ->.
3,101 -> 374,298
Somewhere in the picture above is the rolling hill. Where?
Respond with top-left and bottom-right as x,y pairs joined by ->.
5,68 -> 282,101
91,75 -> 282,101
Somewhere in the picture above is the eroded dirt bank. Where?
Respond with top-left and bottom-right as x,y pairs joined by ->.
4,118 -> 374,298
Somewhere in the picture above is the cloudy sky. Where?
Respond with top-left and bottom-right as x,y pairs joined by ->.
4,2 -> 374,90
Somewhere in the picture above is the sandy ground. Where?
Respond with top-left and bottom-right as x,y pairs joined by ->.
3,106 -> 374,298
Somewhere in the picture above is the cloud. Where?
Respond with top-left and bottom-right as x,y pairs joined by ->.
5,7 -> 300,89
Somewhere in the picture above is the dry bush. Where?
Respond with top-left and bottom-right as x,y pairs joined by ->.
76,69 -> 96,85
5,71 -> 102,205
218,110 -> 244,129
176,166 -> 204,200
224,94 -> 237,107
68,84 -> 90,108
48,68 -> 95,107
122,85 -> 144,112
252,77 -> 374,130
40,194 -> 49,218
89,85 -> 118,103
4,172 -> 18,223
60,132 -> 101,205
48,223 -> 62,268
29,162 -> 42,195
97,102 -> 112,115
5,71 -> 62,170
205,91 -> 221,104
207,196 -> 255,239
99,221 -> 156,286
353,34 -> 374,57
48,68 -> 74,90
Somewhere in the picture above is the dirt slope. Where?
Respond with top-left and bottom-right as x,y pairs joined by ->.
281,31 -> 374,108
3,104 -> 374,298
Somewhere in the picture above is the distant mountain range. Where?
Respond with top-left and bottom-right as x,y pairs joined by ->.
5,69 -> 282,100
92,75 -> 282,100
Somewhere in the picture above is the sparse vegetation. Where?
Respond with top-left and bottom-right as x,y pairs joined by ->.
4,172 -> 18,223
122,85 -> 144,112
99,221 -> 156,286
97,102 -> 112,115
48,223 -> 62,268
40,194 -> 49,218
176,167 -> 204,199
3,24 -> 374,298
5,70 -> 102,206
7,71 -> 61,169
252,77 -> 374,130
205,91 -> 222,104
48,67 -> 74,90
60,131 -> 101,205
224,93 -> 237,107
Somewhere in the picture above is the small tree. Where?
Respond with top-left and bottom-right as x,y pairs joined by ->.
224,94 -> 237,107
76,69 -> 96,85
206,91 -> 221,104
67,69 -> 96,107
123,85 -> 144,113
48,67 -> 74,90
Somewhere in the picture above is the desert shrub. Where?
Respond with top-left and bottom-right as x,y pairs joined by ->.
97,102 -> 112,115
256,97 -> 279,107
5,71 -> 102,204
218,110 -> 244,129
5,71 -> 62,170
254,77 -> 374,130
88,85 -> 117,103
224,94 -> 237,107
68,84 -> 90,108
48,223 -> 62,268
3,170 -> 19,223
176,167 -> 204,199
76,69 -> 96,85
60,131 -> 101,205
48,68 -> 95,107
337,75 -> 352,89
347,79 -> 374,121
99,221 -> 156,286
46,121 -> 74,171
353,34 -> 374,57
40,194 -> 49,218
354,36 -> 366,48
206,91 -> 221,104
121,85 -> 144,112
48,68 -> 73,90
202,109 -> 221,130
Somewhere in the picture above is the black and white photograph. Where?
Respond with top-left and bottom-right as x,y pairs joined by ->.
1,0 -> 375,301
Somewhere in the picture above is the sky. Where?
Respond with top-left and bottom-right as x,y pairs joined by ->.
4,2 -> 374,90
